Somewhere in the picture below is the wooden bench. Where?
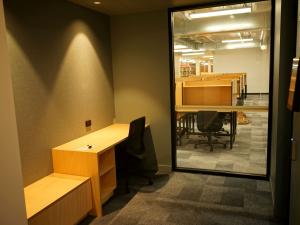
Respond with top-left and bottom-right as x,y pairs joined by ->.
24,173 -> 92,225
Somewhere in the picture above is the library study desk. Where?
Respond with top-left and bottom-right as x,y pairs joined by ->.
52,123 -> 134,217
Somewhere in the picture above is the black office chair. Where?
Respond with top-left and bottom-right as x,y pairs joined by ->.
115,116 -> 154,193
195,111 -> 227,152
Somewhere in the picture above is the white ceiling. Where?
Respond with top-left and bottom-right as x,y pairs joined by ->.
68,0 -> 224,15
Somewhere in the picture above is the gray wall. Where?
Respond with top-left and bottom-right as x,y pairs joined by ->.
0,0 -> 27,223
111,11 -> 172,171
271,0 -> 297,221
4,0 -> 115,186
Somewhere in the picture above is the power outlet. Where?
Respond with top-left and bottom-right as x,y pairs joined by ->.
85,120 -> 92,127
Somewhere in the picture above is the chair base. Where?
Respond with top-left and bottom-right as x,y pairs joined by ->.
194,136 -> 227,152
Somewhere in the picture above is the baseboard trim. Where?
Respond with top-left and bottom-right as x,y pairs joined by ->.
157,165 -> 172,174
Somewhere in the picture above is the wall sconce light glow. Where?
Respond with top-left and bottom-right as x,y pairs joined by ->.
222,38 -> 253,43
226,42 -> 256,49
93,1 -> 101,5
260,45 -> 267,50
190,7 -> 251,19
182,52 -> 205,56
206,23 -> 253,32
174,44 -> 188,49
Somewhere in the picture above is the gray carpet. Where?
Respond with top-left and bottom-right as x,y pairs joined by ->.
80,172 -> 280,225
177,111 -> 268,175
176,94 -> 269,175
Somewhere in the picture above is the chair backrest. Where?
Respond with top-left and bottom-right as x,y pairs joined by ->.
126,117 -> 146,159
197,111 -> 223,132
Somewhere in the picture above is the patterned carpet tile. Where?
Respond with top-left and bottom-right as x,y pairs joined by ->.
82,173 -> 278,225
177,111 -> 268,175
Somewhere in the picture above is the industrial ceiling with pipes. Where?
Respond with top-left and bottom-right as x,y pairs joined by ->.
173,1 -> 271,69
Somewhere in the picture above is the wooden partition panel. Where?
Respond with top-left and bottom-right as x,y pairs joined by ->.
175,81 -> 183,106
183,86 -> 232,106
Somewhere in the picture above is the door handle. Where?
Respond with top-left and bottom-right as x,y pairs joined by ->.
291,138 -> 297,161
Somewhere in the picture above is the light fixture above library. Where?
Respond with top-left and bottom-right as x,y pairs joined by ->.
226,42 -> 256,49
174,49 -> 205,53
189,7 -> 252,19
206,23 -> 253,32
182,52 -> 205,56
174,44 -> 188,49
174,48 -> 193,53
222,38 -> 253,43
93,1 -> 101,5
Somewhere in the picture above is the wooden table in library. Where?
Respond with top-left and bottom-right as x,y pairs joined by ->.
175,105 -> 268,148
52,123 -> 134,217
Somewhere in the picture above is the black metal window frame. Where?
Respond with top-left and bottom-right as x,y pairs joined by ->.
168,0 -> 275,180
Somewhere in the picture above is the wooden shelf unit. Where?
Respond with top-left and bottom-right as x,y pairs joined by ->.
100,168 -> 117,204
52,124 -> 132,217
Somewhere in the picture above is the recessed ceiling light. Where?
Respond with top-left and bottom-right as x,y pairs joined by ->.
93,1 -> 101,5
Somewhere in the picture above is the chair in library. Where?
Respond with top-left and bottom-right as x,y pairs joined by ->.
195,111 -> 227,152
115,116 -> 155,193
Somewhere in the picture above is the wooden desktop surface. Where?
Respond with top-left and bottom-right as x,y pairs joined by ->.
53,124 -> 131,154
24,173 -> 90,219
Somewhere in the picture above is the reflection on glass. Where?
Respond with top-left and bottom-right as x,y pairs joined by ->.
287,58 -> 299,111
173,1 -> 272,176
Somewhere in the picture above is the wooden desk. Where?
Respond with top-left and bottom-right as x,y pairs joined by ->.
24,173 -> 92,225
176,111 -> 237,149
52,124 -> 133,217
175,105 -> 268,112
175,105 -> 268,148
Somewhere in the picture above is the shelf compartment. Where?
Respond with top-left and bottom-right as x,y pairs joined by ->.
100,167 -> 116,204
98,148 -> 115,176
